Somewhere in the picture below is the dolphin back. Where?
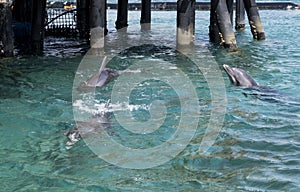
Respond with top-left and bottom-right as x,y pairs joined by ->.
96,70 -> 109,87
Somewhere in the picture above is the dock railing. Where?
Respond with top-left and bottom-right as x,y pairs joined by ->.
45,7 -> 78,37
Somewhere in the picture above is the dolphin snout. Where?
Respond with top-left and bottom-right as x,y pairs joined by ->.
222,64 -> 237,85
223,64 -> 232,73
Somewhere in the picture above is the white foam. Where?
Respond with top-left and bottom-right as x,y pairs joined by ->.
73,99 -> 150,115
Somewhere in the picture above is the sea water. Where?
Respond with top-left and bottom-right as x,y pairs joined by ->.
0,9 -> 299,191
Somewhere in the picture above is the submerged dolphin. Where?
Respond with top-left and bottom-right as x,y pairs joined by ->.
65,113 -> 111,148
79,56 -> 119,88
65,100 -> 112,148
223,64 -> 258,88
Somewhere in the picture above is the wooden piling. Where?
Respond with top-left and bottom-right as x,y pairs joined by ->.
11,0 -> 32,53
115,0 -> 128,30
226,0 -> 233,25
77,0 -> 90,38
209,0 -> 221,45
89,0 -> 107,49
12,0 -> 32,22
140,0 -> 151,30
217,0 -> 237,49
209,0 -> 237,49
236,0 -> 245,30
0,2 -> 13,57
176,0 -> 195,46
243,0 -> 265,40
31,0 -> 46,54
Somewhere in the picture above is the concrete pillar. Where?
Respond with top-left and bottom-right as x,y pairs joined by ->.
31,0 -> 46,54
89,0 -> 107,49
115,0 -> 128,30
0,3 -> 13,57
236,0 -> 245,30
176,0 -> 195,46
141,0 -> 151,30
243,0 -> 265,40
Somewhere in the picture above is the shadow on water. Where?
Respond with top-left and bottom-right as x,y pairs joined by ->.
43,37 -> 89,57
0,62 -> 27,99
241,86 -> 300,106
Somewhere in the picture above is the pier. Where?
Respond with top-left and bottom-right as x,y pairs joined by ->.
0,0 -> 299,57
108,1 -> 299,10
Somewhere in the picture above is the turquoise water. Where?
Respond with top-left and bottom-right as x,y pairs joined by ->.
1,10 -> 300,191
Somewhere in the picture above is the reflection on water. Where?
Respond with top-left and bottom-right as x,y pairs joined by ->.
0,10 -> 299,191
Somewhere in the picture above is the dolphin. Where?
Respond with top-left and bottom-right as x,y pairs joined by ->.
223,64 -> 258,88
222,64 -> 284,102
222,65 -> 300,106
65,113 -> 111,149
79,56 -> 119,89
65,100 -> 112,148
78,56 -> 142,92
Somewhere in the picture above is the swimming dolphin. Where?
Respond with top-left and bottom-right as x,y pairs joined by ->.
223,64 -> 258,88
65,100 -> 111,148
222,65 -> 297,105
65,113 -> 111,148
79,56 -> 119,88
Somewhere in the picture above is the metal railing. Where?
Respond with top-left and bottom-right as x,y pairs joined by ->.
45,8 -> 78,37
